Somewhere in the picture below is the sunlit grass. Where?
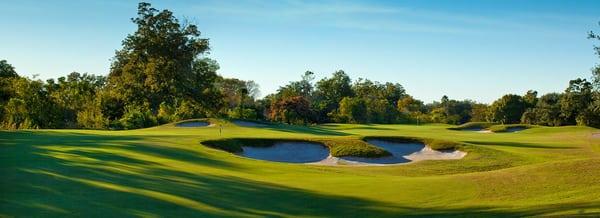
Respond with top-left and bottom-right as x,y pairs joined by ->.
1,121 -> 599,217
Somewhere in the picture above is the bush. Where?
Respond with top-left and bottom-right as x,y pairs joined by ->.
157,102 -> 175,124
227,107 -> 258,120
77,103 -> 108,129
2,98 -> 30,129
119,106 -> 157,129
174,100 -> 204,120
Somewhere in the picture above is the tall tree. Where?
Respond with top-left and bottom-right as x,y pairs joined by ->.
107,2 -> 211,112
489,94 -> 526,124
0,60 -> 18,78
589,22 -> 600,89
521,93 -> 563,126
314,70 -> 353,122
559,78 -> 592,125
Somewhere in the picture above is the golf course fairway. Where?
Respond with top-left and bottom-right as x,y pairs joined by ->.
1,121 -> 600,217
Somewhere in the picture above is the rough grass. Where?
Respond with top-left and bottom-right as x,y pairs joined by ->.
1,121 -> 599,217
489,124 -> 533,133
317,138 -> 390,157
447,122 -> 497,130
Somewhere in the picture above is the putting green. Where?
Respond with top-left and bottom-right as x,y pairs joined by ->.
1,121 -> 599,217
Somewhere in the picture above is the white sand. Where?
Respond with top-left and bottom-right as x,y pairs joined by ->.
240,142 -> 329,163
310,143 -> 466,166
234,139 -> 466,166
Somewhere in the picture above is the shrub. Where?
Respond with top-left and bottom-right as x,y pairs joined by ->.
157,102 -> 175,124
119,106 -> 157,129
77,103 -> 108,129
2,98 -> 30,129
227,107 -> 258,120
174,100 -> 204,120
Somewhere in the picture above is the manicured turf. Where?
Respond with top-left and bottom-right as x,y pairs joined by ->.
1,121 -> 600,217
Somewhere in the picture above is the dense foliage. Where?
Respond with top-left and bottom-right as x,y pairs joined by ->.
1,3 -> 599,129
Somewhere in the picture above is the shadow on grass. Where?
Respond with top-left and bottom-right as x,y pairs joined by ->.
1,131 -> 598,217
464,140 -> 577,149
262,124 -> 351,136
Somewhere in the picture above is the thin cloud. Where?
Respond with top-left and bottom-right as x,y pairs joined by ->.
184,0 -> 590,36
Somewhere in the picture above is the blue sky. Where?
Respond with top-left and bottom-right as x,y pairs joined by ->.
1,0 -> 599,103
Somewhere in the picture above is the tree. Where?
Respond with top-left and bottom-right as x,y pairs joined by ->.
521,93 -> 563,126
523,90 -> 538,109
579,92 -> 600,128
0,60 -> 18,78
314,70 -> 353,122
489,94 -> 526,124
366,98 -> 397,123
426,96 -> 473,125
107,2 -> 211,116
589,22 -> 600,90
217,77 -> 259,117
559,78 -> 592,125
268,96 -> 312,125
1,77 -> 59,129
281,71 -> 315,98
470,103 -> 489,122
77,99 -> 108,129
397,95 -> 425,123
2,98 -> 28,129
0,60 -> 19,119
46,72 -> 106,128
336,97 -> 368,123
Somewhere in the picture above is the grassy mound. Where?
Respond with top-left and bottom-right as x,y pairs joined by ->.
363,136 -> 462,151
488,124 -> 533,133
201,137 -> 390,158
447,122 -> 497,131
317,138 -> 390,158
172,118 -> 213,127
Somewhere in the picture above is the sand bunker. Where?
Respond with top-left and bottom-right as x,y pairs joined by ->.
232,120 -> 268,127
235,140 -> 465,166
592,132 -> 600,139
312,140 -> 466,166
176,121 -> 211,127
240,142 -> 329,163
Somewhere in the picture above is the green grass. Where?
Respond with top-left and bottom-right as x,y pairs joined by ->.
447,122 -> 497,130
488,124 -> 533,133
1,121 -> 599,217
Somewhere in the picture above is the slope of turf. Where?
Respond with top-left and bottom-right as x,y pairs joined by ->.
1,122 -> 599,217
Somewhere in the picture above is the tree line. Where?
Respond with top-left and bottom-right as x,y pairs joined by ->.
1,2 -> 599,129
